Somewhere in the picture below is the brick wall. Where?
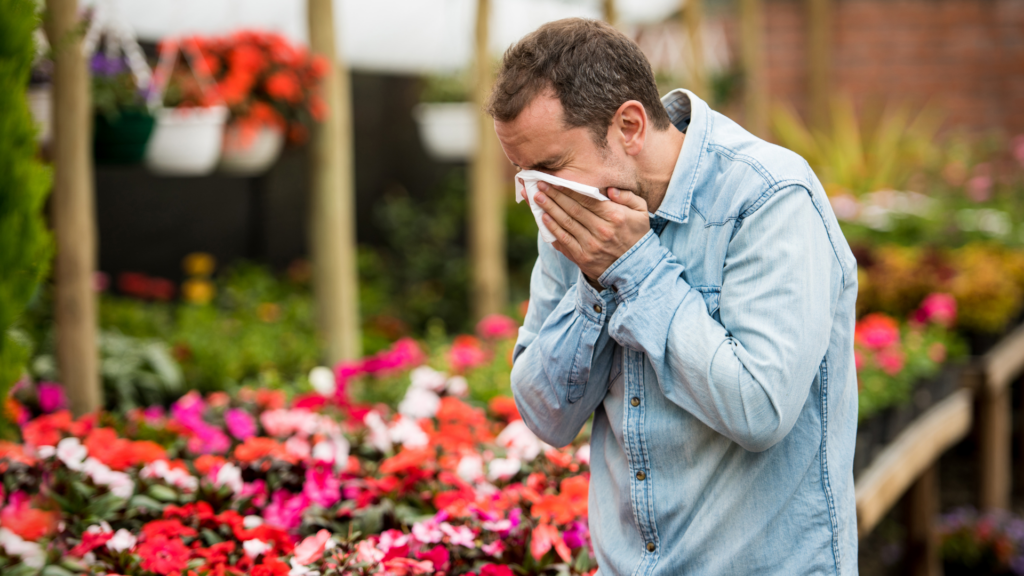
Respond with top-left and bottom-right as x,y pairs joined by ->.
730,0 -> 1024,136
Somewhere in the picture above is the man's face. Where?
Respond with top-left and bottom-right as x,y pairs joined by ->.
494,91 -> 640,197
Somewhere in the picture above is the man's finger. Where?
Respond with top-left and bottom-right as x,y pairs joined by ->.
540,212 -> 582,258
536,191 -> 594,242
608,188 -> 648,213
540,181 -> 605,212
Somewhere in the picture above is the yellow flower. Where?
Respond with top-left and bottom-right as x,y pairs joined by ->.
183,252 -> 217,277
182,279 -> 216,305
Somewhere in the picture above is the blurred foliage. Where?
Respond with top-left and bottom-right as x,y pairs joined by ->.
419,72 -> 471,103
857,243 -> 1024,335
772,97 -> 944,196
0,0 -> 52,437
358,168 -> 537,341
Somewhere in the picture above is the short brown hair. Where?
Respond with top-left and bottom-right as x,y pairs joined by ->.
486,18 -> 671,145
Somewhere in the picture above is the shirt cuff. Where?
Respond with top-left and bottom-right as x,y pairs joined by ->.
598,230 -> 667,301
575,269 -> 615,323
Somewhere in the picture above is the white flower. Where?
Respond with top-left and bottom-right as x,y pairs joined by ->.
106,473 -> 135,499
575,444 -> 591,465
289,557 -> 322,576
141,460 -> 198,491
398,387 -> 440,419
34,445 -> 55,459
445,376 -> 468,397
456,454 -> 483,482
106,529 -> 137,552
496,420 -> 544,462
487,457 -> 521,482
56,437 -> 87,471
243,515 -> 264,529
216,463 -> 243,494
243,538 -> 270,559
363,411 -> 393,453
308,366 -> 337,396
0,528 -> 44,568
409,366 -> 448,392
82,457 -> 134,498
388,416 -> 429,449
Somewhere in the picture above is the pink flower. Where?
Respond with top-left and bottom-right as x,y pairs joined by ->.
876,348 -> 905,376
480,565 -> 515,576
476,314 -> 519,340
913,293 -> 957,328
303,462 -> 340,508
224,408 -> 256,440
447,335 -> 489,373
481,540 -> 505,557
440,522 -> 477,548
412,517 -> 444,544
381,558 -> 434,575
37,383 -> 67,413
966,175 -> 993,202
260,409 -> 315,438
355,539 -> 385,564
185,422 -> 231,455
262,490 -> 309,532
293,529 -> 332,565
855,314 -> 900,350
1012,134 -> 1024,167
561,521 -> 590,549
361,338 -> 426,374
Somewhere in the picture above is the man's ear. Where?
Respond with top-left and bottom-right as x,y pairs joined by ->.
609,100 -> 648,157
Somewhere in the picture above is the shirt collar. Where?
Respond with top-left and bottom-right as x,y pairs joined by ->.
655,89 -> 711,224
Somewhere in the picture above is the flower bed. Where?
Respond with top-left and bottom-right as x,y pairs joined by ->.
0,335 -> 596,575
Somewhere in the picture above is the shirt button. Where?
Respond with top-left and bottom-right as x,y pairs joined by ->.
636,471 -> 646,481
647,542 -> 656,552
593,304 -> 602,314
630,397 -> 640,407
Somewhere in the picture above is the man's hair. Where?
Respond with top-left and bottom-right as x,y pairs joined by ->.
486,18 -> 671,145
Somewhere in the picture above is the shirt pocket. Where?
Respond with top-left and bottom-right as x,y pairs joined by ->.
696,286 -> 722,324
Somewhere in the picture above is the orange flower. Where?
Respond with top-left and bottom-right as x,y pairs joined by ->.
531,475 -> 589,525
266,70 -> 302,103
129,440 -> 168,465
544,448 -> 573,468
85,428 -> 136,470
0,493 -> 57,541
234,437 -> 294,464
194,454 -> 227,476
488,396 -> 521,422
0,441 -> 36,468
379,447 -> 434,474
22,410 -> 73,447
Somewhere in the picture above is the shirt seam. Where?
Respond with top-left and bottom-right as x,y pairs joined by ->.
819,357 -> 842,575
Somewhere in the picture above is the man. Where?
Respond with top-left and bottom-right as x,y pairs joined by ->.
491,19 -> 858,575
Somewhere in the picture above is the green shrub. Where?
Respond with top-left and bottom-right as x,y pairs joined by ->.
0,0 -> 52,437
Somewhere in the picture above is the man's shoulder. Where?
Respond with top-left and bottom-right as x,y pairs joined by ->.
690,110 -> 820,224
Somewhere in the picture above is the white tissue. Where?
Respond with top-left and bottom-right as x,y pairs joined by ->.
514,170 -> 608,243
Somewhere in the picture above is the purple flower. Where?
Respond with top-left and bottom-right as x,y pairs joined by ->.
90,53 -> 126,77
224,408 -> 256,440
37,382 -> 67,413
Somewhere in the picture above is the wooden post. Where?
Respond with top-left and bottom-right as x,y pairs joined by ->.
979,384 -> 1011,510
469,0 -> 507,321
681,0 -> 708,101
906,465 -> 941,576
739,0 -> 768,137
308,0 -> 361,362
806,0 -> 832,128
45,0 -> 101,416
603,0 -> 618,27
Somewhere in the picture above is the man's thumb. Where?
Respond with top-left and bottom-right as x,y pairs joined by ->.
608,188 -> 647,212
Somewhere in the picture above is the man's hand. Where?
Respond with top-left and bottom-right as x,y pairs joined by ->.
530,181 -> 650,284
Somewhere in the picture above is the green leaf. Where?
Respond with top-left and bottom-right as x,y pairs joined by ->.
147,484 -> 179,502
41,565 -> 76,576
128,494 -> 165,512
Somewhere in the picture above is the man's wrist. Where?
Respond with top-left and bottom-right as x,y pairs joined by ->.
584,274 -> 603,290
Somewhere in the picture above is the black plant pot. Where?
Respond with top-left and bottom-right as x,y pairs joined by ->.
93,110 -> 155,165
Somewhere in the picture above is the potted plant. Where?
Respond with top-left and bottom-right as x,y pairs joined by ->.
413,73 -> 477,162
90,51 -> 155,164
144,38 -> 228,177
188,31 -> 328,176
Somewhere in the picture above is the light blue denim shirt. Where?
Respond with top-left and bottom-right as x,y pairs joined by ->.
511,90 -> 859,575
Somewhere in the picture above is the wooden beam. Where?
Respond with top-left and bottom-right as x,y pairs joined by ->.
603,0 -> 618,28
681,0 -> 709,101
308,0 -> 361,362
806,0 -> 831,129
983,322 -> 1024,394
45,0 -> 101,416
856,388 -> 973,537
739,0 -> 767,137
469,0 -> 508,321
906,465 -> 941,576
979,384 -> 1011,510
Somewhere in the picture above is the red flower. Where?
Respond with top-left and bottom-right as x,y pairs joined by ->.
854,313 -> 900,350
480,565 -> 515,576
69,529 -> 114,557
142,519 -> 198,540
489,396 -> 521,422
22,410 -> 73,447
0,492 -> 57,541
251,557 -> 290,576
266,71 -> 302,103
138,536 -> 191,576
416,545 -> 450,572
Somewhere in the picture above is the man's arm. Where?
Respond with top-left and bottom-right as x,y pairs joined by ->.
509,235 -> 619,447
599,186 -> 840,451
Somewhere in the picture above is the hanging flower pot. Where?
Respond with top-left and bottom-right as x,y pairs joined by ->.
94,110 -> 155,165
412,102 -> 478,162
144,105 -> 229,176
218,122 -> 285,176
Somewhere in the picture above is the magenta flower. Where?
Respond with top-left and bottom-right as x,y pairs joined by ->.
476,314 -> 519,340
562,520 -> 590,549
224,408 -> 256,440
186,423 -> 231,455
303,462 -> 340,509
37,382 -> 67,413
263,489 -> 310,532
913,293 -> 957,328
